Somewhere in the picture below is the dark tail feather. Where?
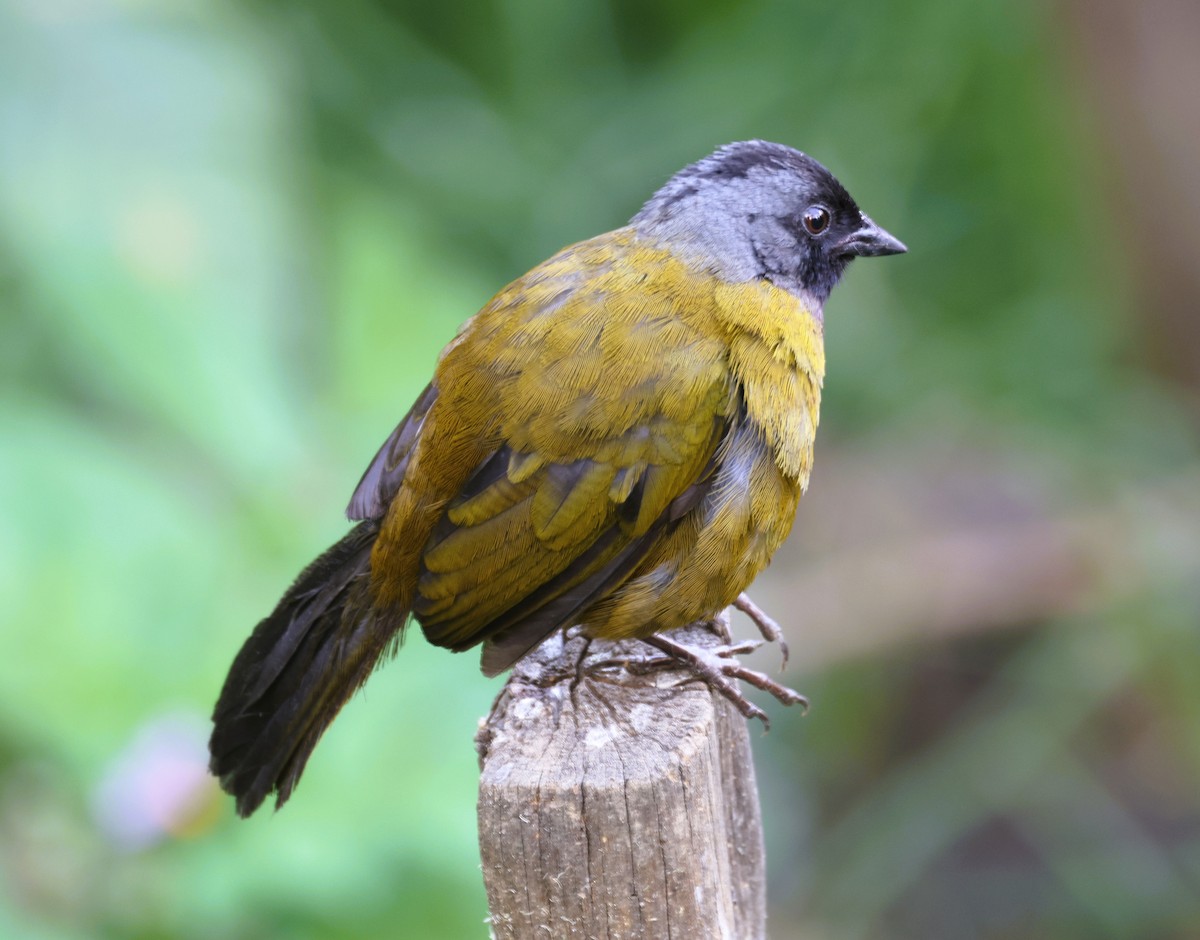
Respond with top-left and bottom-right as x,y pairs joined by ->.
209,520 -> 396,816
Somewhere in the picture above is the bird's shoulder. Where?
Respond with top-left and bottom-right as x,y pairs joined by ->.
437,228 -> 736,461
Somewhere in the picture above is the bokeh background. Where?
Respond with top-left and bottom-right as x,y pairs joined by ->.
3,0 -> 1199,937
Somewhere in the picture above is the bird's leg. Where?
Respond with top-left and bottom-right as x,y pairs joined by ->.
642,633 -> 808,729
734,593 -> 789,670
568,637 -> 595,712
570,637 -> 594,688
711,608 -> 735,643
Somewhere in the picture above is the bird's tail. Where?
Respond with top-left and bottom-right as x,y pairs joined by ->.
209,520 -> 396,816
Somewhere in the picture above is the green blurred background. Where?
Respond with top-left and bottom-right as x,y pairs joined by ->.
2,0 -> 1199,937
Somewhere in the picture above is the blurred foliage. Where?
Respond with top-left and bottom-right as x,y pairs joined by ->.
1,0 -> 1198,938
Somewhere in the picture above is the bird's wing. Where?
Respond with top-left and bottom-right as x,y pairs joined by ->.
407,233 -> 734,672
346,382 -> 438,521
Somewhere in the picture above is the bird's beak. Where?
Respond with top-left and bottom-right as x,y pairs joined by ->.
838,215 -> 907,257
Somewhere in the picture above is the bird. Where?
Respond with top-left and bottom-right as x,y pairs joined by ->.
209,140 -> 906,817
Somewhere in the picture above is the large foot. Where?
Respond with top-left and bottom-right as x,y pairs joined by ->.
641,631 -> 808,729
734,593 -> 789,670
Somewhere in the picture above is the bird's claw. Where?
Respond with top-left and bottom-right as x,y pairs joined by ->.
715,638 -> 764,657
734,593 -> 790,670
643,633 -> 808,729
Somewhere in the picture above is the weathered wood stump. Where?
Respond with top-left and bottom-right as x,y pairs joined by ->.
476,620 -> 768,940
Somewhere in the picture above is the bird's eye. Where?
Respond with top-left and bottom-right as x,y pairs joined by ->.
802,206 -> 831,236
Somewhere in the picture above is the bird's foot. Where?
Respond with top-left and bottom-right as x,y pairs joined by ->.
734,592 -> 789,670
640,630 -> 808,729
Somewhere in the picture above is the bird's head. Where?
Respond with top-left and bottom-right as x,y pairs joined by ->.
632,140 -> 905,308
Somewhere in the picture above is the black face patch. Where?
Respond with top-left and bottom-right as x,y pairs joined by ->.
767,214 -> 854,304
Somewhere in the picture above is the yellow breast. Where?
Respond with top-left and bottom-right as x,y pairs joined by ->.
577,238 -> 826,639
712,278 -> 825,485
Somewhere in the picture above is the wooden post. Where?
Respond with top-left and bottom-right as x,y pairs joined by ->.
476,620 -> 768,940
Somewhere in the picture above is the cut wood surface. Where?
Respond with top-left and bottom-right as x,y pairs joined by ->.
476,622 -> 769,940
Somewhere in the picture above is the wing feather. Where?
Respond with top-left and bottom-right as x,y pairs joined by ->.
347,382 -> 438,521
369,232 -> 736,669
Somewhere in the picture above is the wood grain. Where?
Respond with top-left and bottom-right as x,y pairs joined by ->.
476,623 -> 767,940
